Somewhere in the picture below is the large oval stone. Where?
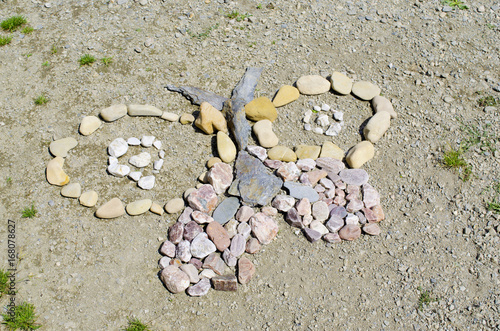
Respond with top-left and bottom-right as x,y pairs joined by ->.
346,141 -> 375,169
296,75 -> 330,95
244,97 -> 277,122
95,198 -> 125,219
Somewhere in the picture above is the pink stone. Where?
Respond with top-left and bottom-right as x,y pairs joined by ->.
345,213 -> 359,225
203,253 -> 226,275
333,196 -> 346,206
362,207 -> 378,223
295,198 -> 311,216
347,185 -> 360,195
363,222 -> 381,236
305,169 -> 328,186
322,198 -> 334,206
206,221 -> 231,251
190,232 -> 216,259
325,189 -> 336,199
189,258 -> 203,270
184,221 -> 203,241
237,222 -> 252,239
302,214 -> 313,226
363,183 -> 380,209
158,256 -> 171,269
338,225 -> 361,241
315,157 -> 345,174
339,169 -> 369,185
335,188 -> 345,198
160,240 -> 176,257
323,232 -> 342,243
207,162 -> 234,194
296,158 -> 316,171
180,263 -> 199,283
250,212 -> 279,245
261,206 -> 278,216
247,145 -> 267,161
310,220 -> 329,235
187,184 -> 218,214
327,172 -> 341,182
335,181 -> 346,190
245,237 -> 261,254
299,173 -> 311,185
346,199 -> 364,213
303,228 -> 322,243
371,205 -> 385,222
320,177 -> 334,189
271,195 -> 296,212
186,278 -> 211,297
277,162 -> 301,181
168,222 -> 184,244
325,215 -> 344,233
314,184 -> 325,193
238,257 -> 256,284
286,208 -> 303,228
236,206 -> 254,223
222,249 -> 237,267
263,159 -> 283,169
177,206 -> 193,224
191,210 -> 214,224
356,211 -> 367,224
176,240 -> 192,262
312,201 -> 329,221
160,266 -> 190,294
330,205 -> 347,218
230,234 -> 246,257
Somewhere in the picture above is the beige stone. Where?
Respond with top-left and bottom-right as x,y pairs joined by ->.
165,198 -> 185,214
217,131 -> 236,163
49,137 -> 78,158
100,104 -> 127,122
346,141 -> 375,169
194,102 -> 228,134
272,85 -> 300,107
60,183 -> 81,198
161,111 -> 180,122
268,146 -> 297,162
320,141 -> 344,160
207,157 -> 222,168
79,116 -> 102,136
127,104 -> 162,116
46,157 -> 70,186
150,202 -> 164,215
296,75 -> 330,95
244,97 -> 278,122
253,120 -> 279,148
180,113 -> 195,124
126,199 -> 152,216
372,96 -> 397,119
363,111 -> 391,143
79,190 -> 98,207
330,71 -> 353,95
295,145 -> 321,160
351,81 -> 381,101
95,198 -> 125,219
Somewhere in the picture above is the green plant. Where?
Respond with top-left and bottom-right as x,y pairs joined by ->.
1,16 -> 27,32
34,95 -> 48,105
101,57 -> 113,66
21,26 -> 33,34
24,53 -> 32,58
442,148 -> 472,181
226,11 -> 252,22
257,3 -> 262,9
486,23 -> 495,29
124,317 -> 151,331
1,302 -> 41,330
442,0 -> 468,9
50,45 -> 57,54
417,286 -> 439,310
0,36 -> 12,46
79,54 -> 96,66
42,61 -> 49,67
0,269 -> 9,298
478,95 -> 499,107
187,23 -> 219,40
21,204 -> 37,218
6,176 -> 12,183
487,201 -> 500,213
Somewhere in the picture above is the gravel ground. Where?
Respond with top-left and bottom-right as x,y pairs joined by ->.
0,0 -> 499,329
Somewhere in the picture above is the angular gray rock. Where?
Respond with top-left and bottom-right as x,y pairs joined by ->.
212,197 -> 240,225
339,169 -> 369,186
190,233 -> 216,259
283,181 -> 319,202
165,84 -> 228,111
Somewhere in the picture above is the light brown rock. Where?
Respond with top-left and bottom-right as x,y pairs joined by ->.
244,97 -> 278,122
217,131 -> 237,163
338,224 -> 361,241
161,111 -> 179,122
206,222 -> 231,252
126,199 -> 152,216
346,141 -> 375,169
363,111 -> 391,143
195,102 -> 228,134
296,75 -> 331,95
160,265 -> 190,294
49,137 -> 78,158
165,198 -> 185,214
238,257 -> 256,284
295,145 -> 321,160
79,116 -> 101,136
268,146 -> 297,162
95,198 -> 125,219
100,104 -> 127,122
320,141 -> 344,160
372,96 -> 397,119
127,104 -> 162,116
363,222 -> 381,236
207,157 -> 222,168
150,202 -> 164,215
253,120 -> 279,148
330,71 -> 353,95
46,157 -> 70,186
60,183 -> 81,198
250,212 -> 279,245
79,190 -> 98,207
351,81 -> 381,100
179,113 -> 195,124
272,85 -> 300,107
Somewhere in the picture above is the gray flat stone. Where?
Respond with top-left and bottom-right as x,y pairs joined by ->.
339,169 -> 369,185
165,85 -> 228,111
212,197 -> 240,225
283,181 -> 319,202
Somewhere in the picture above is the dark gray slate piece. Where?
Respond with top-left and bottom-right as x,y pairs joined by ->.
165,84 -> 228,111
231,67 -> 263,104
283,181 -> 319,202
212,197 -> 241,225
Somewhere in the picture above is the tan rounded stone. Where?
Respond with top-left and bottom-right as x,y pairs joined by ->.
330,71 -> 353,95
244,97 -> 278,122
320,141 -> 344,160
100,104 -> 127,122
207,157 -> 222,168
127,104 -> 162,116
150,202 -> 164,215
346,141 -> 375,169
372,96 -> 397,119
183,188 -> 196,200
296,75 -> 330,95
363,111 -> 391,143
272,85 -> 300,107
165,198 -> 185,214
339,224 -> 361,241
49,137 -> 78,158
253,120 -> 279,148
161,111 -> 180,122
95,198 -> 125,219
268,146 -> 297,162
46,157 -> 70,186
295,145 -> 321,160
351,81 -> 381,101
79,116 -> 102,136
179,113 -> 195,124
60,182 -> 81,198
126,199 -> 152,216
217,131 -> 236,163
363,222 -> 381,236
195,102 -> 228,134
79,190 -> 98,207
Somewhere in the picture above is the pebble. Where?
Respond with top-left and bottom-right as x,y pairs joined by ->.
127,137 -> 141,146
372,96 -> 397,119
188,184 -> 218,213
187,278 -> 211,297
158,256 -> 171,269
244,97 -> 277,122
351,81 -> 381,100
49,137 -> 78,158
296,158 -> 316,172
362,184 -> 380,208
60,182 -> 81,198
333,112 -> 344,121
272,85 -> 300,107
160,240 -> 176,257
313,127 -> 324,135
183,221 -> 203,241
272,195 -> 296,212
309,220 -> 329,235
372,205 -> 385,222
313,106 -> 321,112
194,101 -> 228,134
277,162 -> 301,181
323,232 -> 341,243
237,222 -> 252,239
79,116 -> 101,135
127,104 -> 162,116
176,240 -> 192,262
180,264 -> 199,283
153,140 -> 162,149
100,104 -> 127,122
150,202 -> 164,215
206,221 -> 231,251
191,211 -> 214,224
316,157 -> 345,174
346,141 -> 375,169
109,156 -> 118,165
339,169 -> 369,185
230,234 -> 246,257
346,200 -> 364,213
161,111 -> 180,122
138,175 -> 155,190
79,190 -> 98,207
199,269 -> 216,279
164,198 -> 184,214
295,145 -> 321,160
212,197 -> 240,225
250,212 -> 279,245
286,208 -> 303,228
363,223 -> 381,236
325,215 -> 344,233
153,159 -> 163,170
169,222 -> 184,244
268,146 -> 297,162
95,198 -> 125,219
321,104 -> 330,111
246,145 -> 268,161
296,198 -> 311,216
320,142 -> 344,160
317,114 -> 329,127
238,257 -> 256,284
246,237 -> 261,254
325,123 -> 341,136
129,152 -> 151,168
345,213 -> 360,225
303,228 -> 322,243
190,232 -> 216,259
338,224 -> 361,240
207,162 -> 233,194
296,75 -> 331,95
46,157 -> 69,186
224,219 -> 238,238
160,266 -> 190,294
217,131 -> 237,163
140,136 -> 155,147
126,199 -> 152,215
253,120 -> 279,148
236,206 -> 254,223
128,171 -> 142,181
312,201 -> 329,221
212,275 -> 237,291
207,157 -> 222,168
203,253 -> 226,275
284,181 -> 319,202
330,71 -> 353,95
108,138 -> 128,158
107,163 -> 130,177
363,111 -> 391,143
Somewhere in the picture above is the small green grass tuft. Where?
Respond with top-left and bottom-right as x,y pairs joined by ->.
442,0 -> 468,9
124,317 -> 151,331
1,16 -> 27,32
487,201 -> 500,213
187,23 -> 219,40
6,176 -> 12,184
42,61 -> 49,67
2,302 -> 41,330
50,45 -> 58,54
0,36 -> 12,46
226,11 -> 252,22
257,4 -> 262,9
417,286 -> 439,310
442,148 -> 472,181
34,95 -> 48,105
79,54 -> 96,66
21,204 -> 37,218
0,269 -> 9,298
21,26 -> 34,34
478,95 -> 499,107
101,57 -> 113,66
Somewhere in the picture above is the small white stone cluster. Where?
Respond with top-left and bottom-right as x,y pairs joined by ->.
107,135 -> 165,190
303,103 -> 344,136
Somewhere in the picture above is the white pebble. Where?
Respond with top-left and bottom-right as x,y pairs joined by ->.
107,163 -> 130,177
138,175 -> 155,190
321,103 -> 330,111
108,138 -> 128,158
127,137 -> 141,146
109,156 -> 118,165
129,171 -> 142,181
313,105 -> 321,112
303,109 -> 312,123
153,140 -> 162,149
317,114 -> 329,127
313,127 -> 324,134
333,112 -> 344,121
304,124 -> 311,131
325,123 -> 342,136
141,136 -> 155,147
154,159 -> 164,170
159,150 -> 165,159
